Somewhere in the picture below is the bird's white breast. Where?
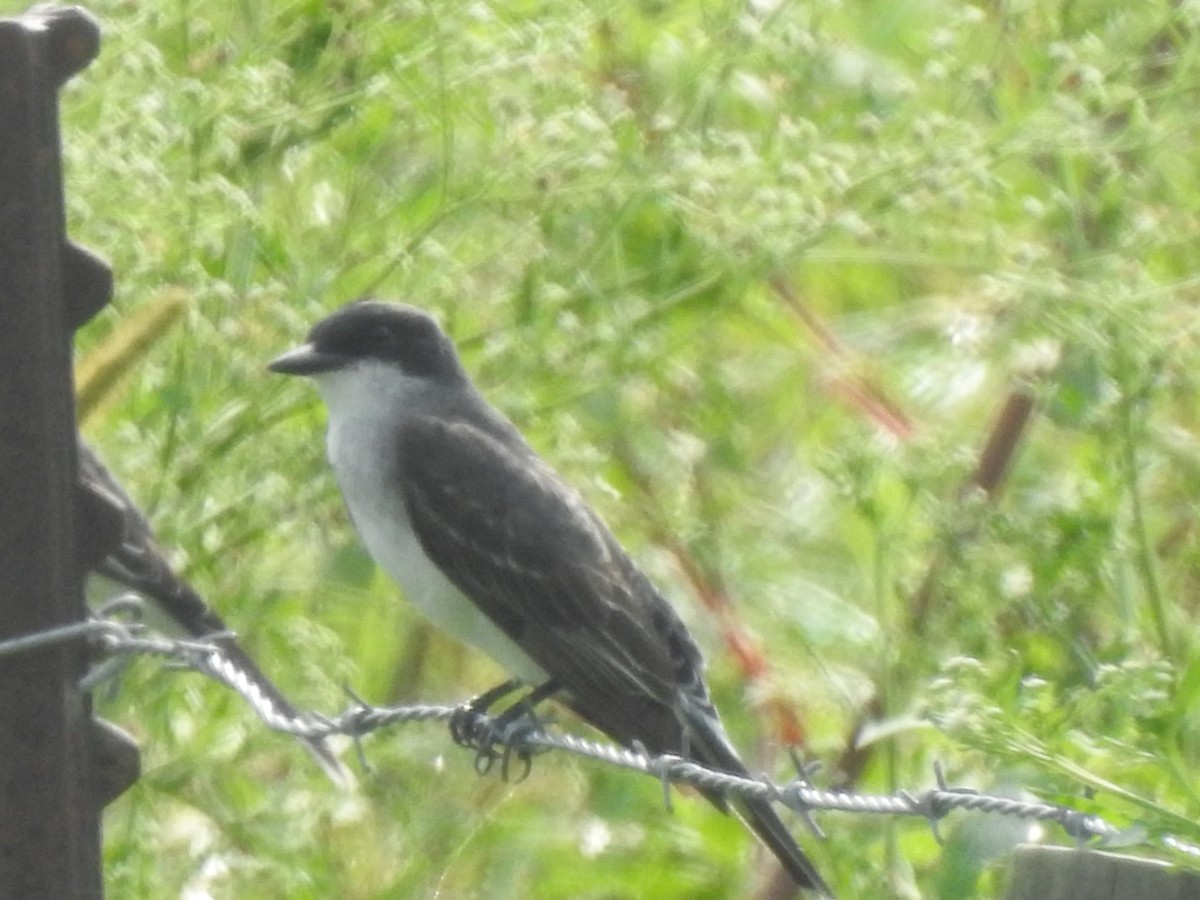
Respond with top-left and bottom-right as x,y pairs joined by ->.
315,363 -> 547,685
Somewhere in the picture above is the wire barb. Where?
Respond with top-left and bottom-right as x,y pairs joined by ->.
782,749 -> 827,839
16,610 -> 1195,864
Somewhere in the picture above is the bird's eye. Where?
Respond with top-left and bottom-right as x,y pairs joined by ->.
370,324 -> 394,347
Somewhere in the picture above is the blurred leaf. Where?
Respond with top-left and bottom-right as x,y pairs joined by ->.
76,290 -> 186,423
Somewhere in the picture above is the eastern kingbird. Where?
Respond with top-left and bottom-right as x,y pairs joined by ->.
77,439 -> 351,787
269,300 -> 830,894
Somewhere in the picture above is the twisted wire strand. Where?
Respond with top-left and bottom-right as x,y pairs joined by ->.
2,613 -> 1194,860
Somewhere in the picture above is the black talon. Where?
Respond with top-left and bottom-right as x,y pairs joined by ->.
497,714 -> 548,783
474,746 -> 500,777
500,737 -> 533,783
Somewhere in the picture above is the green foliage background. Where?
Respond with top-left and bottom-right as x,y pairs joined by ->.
6,0 -> 1200,895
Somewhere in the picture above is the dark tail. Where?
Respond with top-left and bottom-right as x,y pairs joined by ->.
686,710 -> 832,896
729,791 -> 831,896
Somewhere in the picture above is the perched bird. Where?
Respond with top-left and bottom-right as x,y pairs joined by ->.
269,300 -> 829,894
77,439 -> 351,788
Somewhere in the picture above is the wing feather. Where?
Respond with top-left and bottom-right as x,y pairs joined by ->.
398,416 -> 708,751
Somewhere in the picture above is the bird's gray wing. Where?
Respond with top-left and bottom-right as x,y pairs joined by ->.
398,416 -> 711,754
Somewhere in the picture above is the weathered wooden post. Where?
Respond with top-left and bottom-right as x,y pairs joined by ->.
1006,845 -> 1200,900
0,6 -> 136,898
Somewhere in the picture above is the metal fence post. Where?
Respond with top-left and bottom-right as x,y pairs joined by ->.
0,7 -> 129,899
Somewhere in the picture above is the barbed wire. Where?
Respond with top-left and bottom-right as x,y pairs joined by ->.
2,611 -> 1197,861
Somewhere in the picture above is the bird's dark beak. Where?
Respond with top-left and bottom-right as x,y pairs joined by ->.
267,343 -> 347,376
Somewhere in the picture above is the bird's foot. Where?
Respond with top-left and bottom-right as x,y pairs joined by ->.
469,700 -> 552,783
449,678 -> 523,748
449,679 -> 558,782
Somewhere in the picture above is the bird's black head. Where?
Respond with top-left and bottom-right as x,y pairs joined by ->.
269,299 -> 465,381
